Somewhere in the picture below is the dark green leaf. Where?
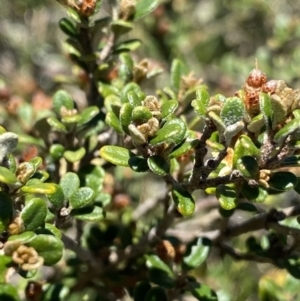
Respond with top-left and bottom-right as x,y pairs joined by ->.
0,192 -> 13,232
191,88 -> 210,117
120,83 -> 143,103
236,202 -> 258,212
50,144 -> 65,161
161,100 -> 178,119
284,256 -> 300,279
120,103 -> 133,134
247,113 -> 264,133
281,155 -> 300,167
216,185 -> 237,210
59,172 -> 80,199
128,91 -> 142,107
236,156 -> 259,178
273,119 -> 300,144
259,93 -> 273,129
52,90 -> 74,116
78,106 -> 100,126
128,156 -> 149,172
268,172 -> 297,191
21,198 -> 47,231
187,280 -> 218,301
132,106 -> 152,123
169,139 -> 199,159
146,255 -> 175,288
150,118 -> 187,146
233,135 -> 260,167
170,59 -> 184,93
48,185 -> 65,208
119,53 -> 134,82
105,111 -> 124,134
241,183 -> 268,203
134,281 -> 151,301
145,287 -> 168,301
36,223 -> 62,239
71,206 -> 105,222
183,238 -> 211,270
4,232 -> 36,256
27,234 -> 63,265
172,183 -> 195,216
59,17 -> 78,38
69,187 -> 94,209
148,155 -> 170,176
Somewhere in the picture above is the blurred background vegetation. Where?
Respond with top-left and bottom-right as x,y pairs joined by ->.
2,0 -> 300,300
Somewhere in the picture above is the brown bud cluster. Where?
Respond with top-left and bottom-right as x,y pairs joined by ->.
8,216 -> 24,235
25,281 -> 43,301
155,240 -> 176,262
77,0 -> 97,17
12,245 -> 44,271
239,63 -> 280,116
119,0 -> 136,20
242,67 -> 267,116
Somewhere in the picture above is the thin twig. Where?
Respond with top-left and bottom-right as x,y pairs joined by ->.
61,233 -> 101,268
188,120 -> 215,188
219,243 -> 273,263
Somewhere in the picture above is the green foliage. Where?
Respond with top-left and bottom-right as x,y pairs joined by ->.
2,0 -> 300,300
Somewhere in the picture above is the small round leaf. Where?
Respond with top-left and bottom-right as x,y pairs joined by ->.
21,183 -> 57,195
150,118 -> 187,146
128,156 -> 149,172
100,146 -> 135,167
0,166 -> 17,184
21,198 -> 47,231
148,156 -> 170,176
161,100 -> 178,119
268,172 -> 297,191
69,187 -> 94,209
63,147 -> 86,163
48,184 -> 65,208
134,281 -> 151,301
27,234 -> 63,265
53,90 -> 74,116
183,237 -> 211,271
60,172 -> 80,199
145,287 -> 168,301
78,106 -> 100,126
71,206 -> 104,222
172,183 -> 195,216
236,156 -> 259,178
216,185 -> 237,210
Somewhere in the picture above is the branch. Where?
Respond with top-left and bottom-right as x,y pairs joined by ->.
219,243 -> 273,263
165,205 -> 300,244
187,170 -> 243,191
188,120 -> 215,187
61,233 -> 101,269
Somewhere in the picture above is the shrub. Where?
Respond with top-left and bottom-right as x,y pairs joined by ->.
1,1 -> 300,300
